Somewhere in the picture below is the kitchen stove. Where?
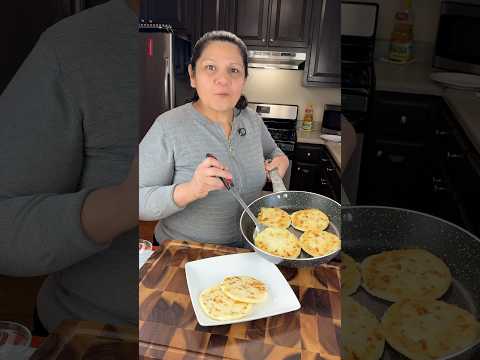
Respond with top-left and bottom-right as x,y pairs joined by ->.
341,1 -> 378,132
248,102 -> 298,190
248,103 -> 298,159
341,1 -> 378,203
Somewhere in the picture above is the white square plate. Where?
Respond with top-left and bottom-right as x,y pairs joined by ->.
185,252 -> 301,326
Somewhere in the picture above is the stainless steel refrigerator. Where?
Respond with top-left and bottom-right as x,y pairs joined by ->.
139,11 -> 194,139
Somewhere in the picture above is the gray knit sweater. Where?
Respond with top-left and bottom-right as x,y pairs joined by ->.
139,102 -> 284,246
0,0 -> 138,331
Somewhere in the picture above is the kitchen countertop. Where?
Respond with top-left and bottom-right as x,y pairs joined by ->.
297,127 -> 341,168
375,60 -> 443,96
375,60 -> 480,154
443,89 -> 480,154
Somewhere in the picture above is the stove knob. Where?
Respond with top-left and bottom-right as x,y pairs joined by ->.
307,152 -> 311,157
400,115 -> 407,124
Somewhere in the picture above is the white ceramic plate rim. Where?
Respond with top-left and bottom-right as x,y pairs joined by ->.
185,252 -> 301,326
430,72 -> 480,89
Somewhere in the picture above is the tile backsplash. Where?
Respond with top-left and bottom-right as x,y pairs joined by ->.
243,68 -> 340,127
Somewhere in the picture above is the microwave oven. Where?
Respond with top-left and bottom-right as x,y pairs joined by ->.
433,0 -> 480,75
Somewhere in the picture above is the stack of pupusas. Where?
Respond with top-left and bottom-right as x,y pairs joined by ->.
341,249 -> 480,360
199,276 -> 268,320
254,207 -> 340,258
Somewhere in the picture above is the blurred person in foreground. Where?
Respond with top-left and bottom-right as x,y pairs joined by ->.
0,0 -> 141,334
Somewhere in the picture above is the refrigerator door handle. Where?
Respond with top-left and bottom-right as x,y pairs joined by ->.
164,57 -> 171,109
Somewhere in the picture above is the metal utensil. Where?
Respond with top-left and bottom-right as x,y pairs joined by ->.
205,153 -> 267,234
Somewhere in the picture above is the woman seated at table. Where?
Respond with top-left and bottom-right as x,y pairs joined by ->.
139,30 -> 289,247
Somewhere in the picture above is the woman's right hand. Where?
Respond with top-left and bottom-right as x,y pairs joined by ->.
173,157 -> 233,207
189,157 -> 233,200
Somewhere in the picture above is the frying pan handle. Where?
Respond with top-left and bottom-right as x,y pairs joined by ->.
269,168 -> 287,193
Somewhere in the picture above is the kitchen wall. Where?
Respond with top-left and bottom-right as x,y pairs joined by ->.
243,68 -> 340,126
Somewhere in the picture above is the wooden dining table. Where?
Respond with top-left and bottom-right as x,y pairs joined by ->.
139,239 -> 341,360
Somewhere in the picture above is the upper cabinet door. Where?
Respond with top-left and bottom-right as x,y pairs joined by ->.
144,0 -> 194,38
230,0 -> 270,46
268,0 -> 312,48
193,0 -> 234,43
304,0 -> 340,86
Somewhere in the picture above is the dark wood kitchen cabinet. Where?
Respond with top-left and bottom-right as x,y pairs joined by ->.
359,91 -> 480,236
229,0 -> 313,48
141,0 -> 195,38
73,0 -> 109,10
228,0 -> 270,46
359,91 -> 442,210
431,102 -> 480,235
360,140 -> 432,209
304,0 -> 340,86
290,143 -> 340,201
369,91 -> 441,145
192,0 -> 235,43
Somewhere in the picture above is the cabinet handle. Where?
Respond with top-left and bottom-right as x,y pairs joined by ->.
270,38 -> 275,42
447,151 -> 463,159
435,129 -> 448,136
400,115 -> 407,124
432,176 -> 442,184
297,167 -> 301,171
433,184 -> 448,192
262,38 -> 266,43
326,167 -> 335,172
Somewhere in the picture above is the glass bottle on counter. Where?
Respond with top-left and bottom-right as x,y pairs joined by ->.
388,0 -> 414,63
302,104 -> 314,131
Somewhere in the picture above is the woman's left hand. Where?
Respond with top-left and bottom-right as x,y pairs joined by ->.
264,154 -> 289,179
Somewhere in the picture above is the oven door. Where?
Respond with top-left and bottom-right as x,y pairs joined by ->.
434,1 -> 480,74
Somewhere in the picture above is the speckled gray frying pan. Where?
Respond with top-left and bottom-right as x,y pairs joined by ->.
239,170 -> 341,268
342,206 -> 480,360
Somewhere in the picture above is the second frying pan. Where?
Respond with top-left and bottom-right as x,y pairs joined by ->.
342,205 -> 480,360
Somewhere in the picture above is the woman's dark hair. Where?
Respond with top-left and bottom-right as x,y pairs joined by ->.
190,30 -> 249,111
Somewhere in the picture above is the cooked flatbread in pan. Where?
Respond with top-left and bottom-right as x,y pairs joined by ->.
341,296 -> 385,360
341,252 -> 362,296
254,227 -> 301,258
291,208 -> 329,232
298,230 -> 340,257
361,249 -> 452,302
381,299 -> 480,360
257,207 -> 291,229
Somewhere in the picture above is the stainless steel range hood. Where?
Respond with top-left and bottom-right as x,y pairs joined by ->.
247,50 -> 306,70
